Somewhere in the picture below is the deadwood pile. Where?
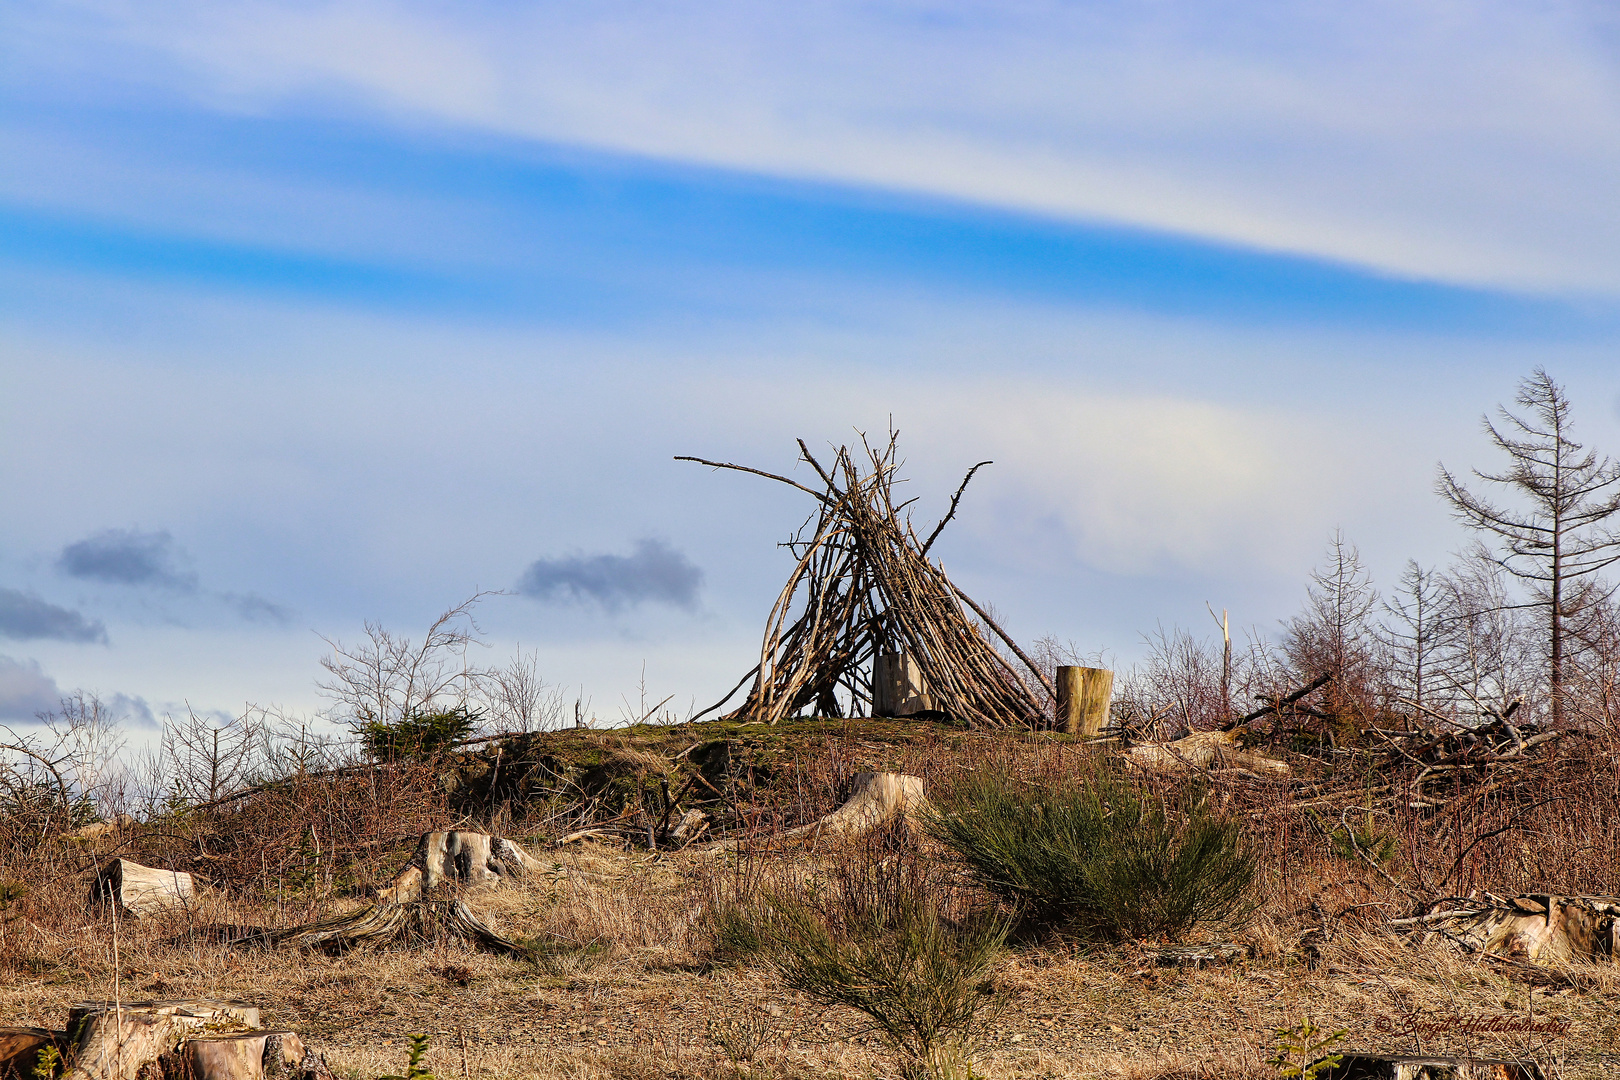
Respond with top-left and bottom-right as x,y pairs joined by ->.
679,435 -> 1050,728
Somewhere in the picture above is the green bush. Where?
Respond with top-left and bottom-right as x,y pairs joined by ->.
756,856 -> 1007,1080
929,764 -> 1257,942
360,707 -> 477,761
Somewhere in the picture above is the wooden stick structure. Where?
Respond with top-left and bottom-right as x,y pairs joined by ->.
680,435 -> 1047,728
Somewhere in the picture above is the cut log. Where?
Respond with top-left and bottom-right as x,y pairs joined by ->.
89,861 -> 196,919
71,815 -> 137,842
873,653 -> 933,718
65,1002 -> 257,1080
0,1027 -> 64,1080
1056,666 -> 1113,737
1124,729 -> 1290,778
1327,1054 -> 1545,1079
1400,893 -> 1620,964
376,831 -> 541,904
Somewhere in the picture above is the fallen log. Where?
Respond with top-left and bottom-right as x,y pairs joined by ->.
1394,893 -> 1620,965
1124,730 -> 1290,778
89,860 -> 196,918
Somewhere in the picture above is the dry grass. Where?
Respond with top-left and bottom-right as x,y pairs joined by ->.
4,723 -> 1620,1079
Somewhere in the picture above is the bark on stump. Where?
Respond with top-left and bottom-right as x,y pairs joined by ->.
89,861 -> 196,919
1055,666 -> 1113,737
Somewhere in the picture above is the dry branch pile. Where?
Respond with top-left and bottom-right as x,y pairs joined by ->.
680,436 -> 1048,728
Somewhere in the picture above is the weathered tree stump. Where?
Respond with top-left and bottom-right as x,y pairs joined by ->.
64,1002 -> 258,1080
89,861 -> 196,919
263,831 -> 539,957
165,1032 -> 315,1080
873,653 -> 933,718
1055,666 -> 1113,737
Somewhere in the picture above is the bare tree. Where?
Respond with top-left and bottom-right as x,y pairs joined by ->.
1438,369 -> 1620,724
317,593 -> 495,733
1377,560 -> 1448,721
1283,532 -> 1379,730
157,707 -> 266,805
1433,549 -> 1542,726
483,648 -> 567,733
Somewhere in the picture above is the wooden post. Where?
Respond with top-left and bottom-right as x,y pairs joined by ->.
1056,666 -> 1113,736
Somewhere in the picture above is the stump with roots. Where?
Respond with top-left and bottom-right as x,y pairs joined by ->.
0,1001 -> 336,1080
698,771 -> 930,853
263,830 -> 540,956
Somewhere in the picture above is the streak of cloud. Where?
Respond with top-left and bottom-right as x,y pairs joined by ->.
0,587 -> 108,644
517,539 -> 703,612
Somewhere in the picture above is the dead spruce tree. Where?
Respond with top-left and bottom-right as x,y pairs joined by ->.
1438,369 -> 1620,725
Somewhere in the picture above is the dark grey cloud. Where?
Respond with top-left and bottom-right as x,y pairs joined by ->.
517,538 -> 703,611
0,587 -> 108,643
0,655 -> 63,722
58,528 -> 197,590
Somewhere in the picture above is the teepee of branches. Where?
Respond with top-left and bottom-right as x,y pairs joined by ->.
679,435 -> 1051,728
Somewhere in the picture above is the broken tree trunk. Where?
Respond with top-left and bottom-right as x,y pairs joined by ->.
65,1002 -> 259,1080
1056,666 -> 1113,737
89,860 -> 195,918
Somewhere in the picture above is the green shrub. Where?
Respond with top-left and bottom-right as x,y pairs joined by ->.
929,764 -> 1256,942
756,858 -> 1007,1080
360,707 -> 477,761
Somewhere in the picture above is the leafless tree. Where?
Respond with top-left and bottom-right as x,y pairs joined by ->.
483,648 -> 567,733
1432,550 -> 1542,725
157,706 -> 266,805
1283,532 -> 1380,728
316,593 -> 496,732
1438,368 -> 1620,724
1377,560 -> 1448,721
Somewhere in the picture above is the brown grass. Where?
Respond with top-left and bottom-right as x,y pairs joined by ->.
4,723 -> 1620,1079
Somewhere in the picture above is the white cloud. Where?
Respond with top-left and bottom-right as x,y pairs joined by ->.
16,0 -> 1620,292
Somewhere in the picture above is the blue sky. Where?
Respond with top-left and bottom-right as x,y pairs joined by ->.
3,1 -> 1620,730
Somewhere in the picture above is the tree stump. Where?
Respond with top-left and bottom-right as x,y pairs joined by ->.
1055,666 -> 1113,737
65,1002 -> 258,1080
166,1032 -> 311,1080
89,861 -> 196,919
873,653 -> 933,718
